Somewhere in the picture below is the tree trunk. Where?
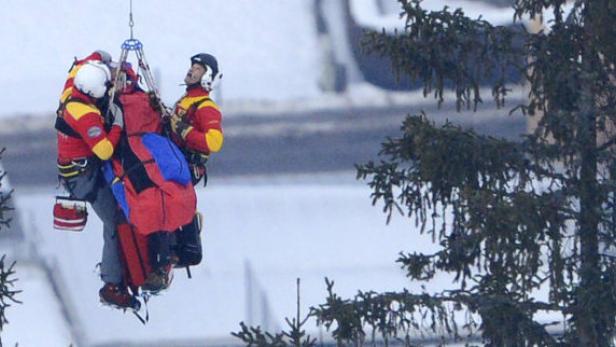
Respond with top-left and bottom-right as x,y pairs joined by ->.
576,3 -> 604,343
577,93 -> 603,346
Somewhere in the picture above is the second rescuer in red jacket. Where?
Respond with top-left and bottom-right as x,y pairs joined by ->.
166,53 -> 224,274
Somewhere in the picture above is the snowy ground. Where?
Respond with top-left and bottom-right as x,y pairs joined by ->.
11,174 -> 452,346
6,173 -> 566,346
1,262 -> 73,347
0,0 -> 527,120
0,0 -> 320,118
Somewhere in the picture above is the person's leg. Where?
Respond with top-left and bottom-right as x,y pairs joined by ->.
64,171 -> 137,308
89,183 -> 123,284
142,231 -> 174,292
148,231 -> 172,270
174,213 -> 203,267
92,188 -> 140,309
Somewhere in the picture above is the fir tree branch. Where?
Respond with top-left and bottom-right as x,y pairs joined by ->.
232,279 -> 316,347
363,0 -> 526,111
0,255 -> 21,333
0,148 -> 13,230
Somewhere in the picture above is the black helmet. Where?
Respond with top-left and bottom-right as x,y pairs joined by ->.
190,53 -> 222,91
191,53 -> 219,77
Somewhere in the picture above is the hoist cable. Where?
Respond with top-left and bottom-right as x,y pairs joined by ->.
129,0 -> 135,40
107,0 -> 170,119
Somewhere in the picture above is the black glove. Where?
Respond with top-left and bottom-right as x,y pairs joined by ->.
170,115 -> 193,139
148,92 -> 162,113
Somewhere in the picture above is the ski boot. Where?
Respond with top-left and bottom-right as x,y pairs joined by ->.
173,212 -> 203,268
141,267 -> 173,294
99,283 -> 141,311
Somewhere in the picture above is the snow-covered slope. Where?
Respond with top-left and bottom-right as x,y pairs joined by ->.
15,178 -> 440,346
0,0 -> 535,121
0,0 -> 320,118
2,263 -> 74,347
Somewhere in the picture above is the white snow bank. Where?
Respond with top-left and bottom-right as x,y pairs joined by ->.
0,0 -> 320,119
12,175 -> 562,345
0,161 -> 11,192
14,179 -> 443,346
2,263 -> 74,347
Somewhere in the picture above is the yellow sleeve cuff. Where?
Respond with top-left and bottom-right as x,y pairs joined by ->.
205,129 -> 224,153
92,139 -> 114,160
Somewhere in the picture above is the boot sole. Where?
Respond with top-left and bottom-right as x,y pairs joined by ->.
99,298 -> 141,311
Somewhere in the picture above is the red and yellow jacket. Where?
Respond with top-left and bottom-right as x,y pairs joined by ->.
172,86 -> 224,155
59,52 -> 107,106
57,89 -> 122,162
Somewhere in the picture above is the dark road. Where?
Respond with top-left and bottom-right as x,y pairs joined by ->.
0,101 -> 527,187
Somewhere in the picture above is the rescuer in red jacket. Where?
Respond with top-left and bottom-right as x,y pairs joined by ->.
55,60 -> 138,309
169,53 -> 224,186
161,53 -> 224,284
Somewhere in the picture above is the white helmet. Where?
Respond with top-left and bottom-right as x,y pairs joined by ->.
74,61 -> 112,98
201,67 -> 222,92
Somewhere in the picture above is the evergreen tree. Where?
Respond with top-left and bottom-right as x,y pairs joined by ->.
0,148 -> 21,343
0,149 -> 11,231
311,0 -> 616,346
233,279 -> 316,347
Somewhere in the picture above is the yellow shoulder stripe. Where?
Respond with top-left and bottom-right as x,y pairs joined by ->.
197,100 -> 220,112
178,96 -> 209,110
66,101 -> 100,121
60,87 -> 73,104
205,129 -> 224,153
92,139 -> 114,160
68,65 -> 80,78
